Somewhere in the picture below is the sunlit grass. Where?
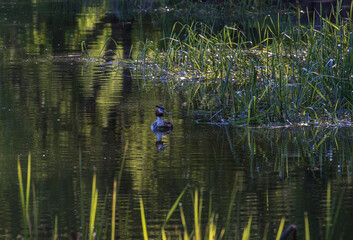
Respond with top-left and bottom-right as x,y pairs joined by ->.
139,197 -> 149,240
15,143 -> 345,239
139,188 -> 226,240
138,186 -> 299,240
130,1 -> 353,125
89,168 -> 98,240
275,217 -> 285,240
111,178 -> 117,240
241,216 -> 252,240
305,212 -> 310,240
17,153 -> 37,239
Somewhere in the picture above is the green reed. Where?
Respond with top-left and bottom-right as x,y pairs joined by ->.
14,142 -> 129,240
139,188 -> 224,240
81,37 -> 120,62
17,153 -> 42,239
131,1 -> 353,125
15,149 -> 345,239
89,168 -> 98,240
53,216 -> 58,240
17,155 -> 28,237
275,217 -> 285,240
304,212 -> 310,240
138,185 -> 296,240
111,179 -> 117,240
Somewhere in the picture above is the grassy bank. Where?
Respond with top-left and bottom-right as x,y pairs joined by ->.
131,1 -> 353,125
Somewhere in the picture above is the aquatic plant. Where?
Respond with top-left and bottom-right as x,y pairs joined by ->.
12,152 -> 266,239
138,185 -> 297,240
15,149 -> 345,239
15,142 -> 128,240
17,153 -> 43,240
131,1 -> 353,125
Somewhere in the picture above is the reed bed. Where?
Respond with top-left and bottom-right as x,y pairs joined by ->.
132,1 -> 353,125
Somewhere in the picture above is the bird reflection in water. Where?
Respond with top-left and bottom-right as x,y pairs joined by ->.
152,128 -> 173,151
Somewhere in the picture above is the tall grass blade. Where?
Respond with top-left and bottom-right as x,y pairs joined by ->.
304,212 -> 310,240
140,197 -> 149,240
159,186 -> 188,239
17,157 -> 25,217
275,217 -> 285,240
111,179 -> 117,240
194,189 -> 200,240
17,156 -> 27,237
241,216 -> 252,240
262,222 -> 269,240
161,228 -> 167,240
26,152 -> 31,211
179,203 -> 189,240
208,213 -> 217,240
89,168 -> 98,240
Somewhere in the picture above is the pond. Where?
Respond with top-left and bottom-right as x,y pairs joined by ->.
1,1 -> 353,239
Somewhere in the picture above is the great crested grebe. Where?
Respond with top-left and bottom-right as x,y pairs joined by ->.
151,104 -> 173,132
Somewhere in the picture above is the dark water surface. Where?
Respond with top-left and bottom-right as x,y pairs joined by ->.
1,1 -> 353,239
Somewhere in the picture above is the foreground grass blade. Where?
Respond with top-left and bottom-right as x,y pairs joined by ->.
262,222 -> 269,240
159,186 -> 188,239
194,189 -> 200,240
140,197 -> 149,240
304,212 -> 310,240
111,179 -> 117,240
275,217 -> 285,240
179,203 -> 189,240
26,153 -> 31,211
242,216 -> 252,240
17,157 -> 25,217
17,157 -> 27,237
17,153 -> 33,238
89,169 -> 98,240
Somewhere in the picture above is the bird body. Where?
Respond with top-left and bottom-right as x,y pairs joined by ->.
151,105 -> 173,132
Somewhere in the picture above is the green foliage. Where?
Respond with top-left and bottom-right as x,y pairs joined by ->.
139,197 -> 149,240
132,1 -> 353,125
89,168 -> 98,240
15,145 -> 346,239
17,153 -> 39,239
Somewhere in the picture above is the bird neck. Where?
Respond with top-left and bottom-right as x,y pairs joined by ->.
157,116 -> 164,126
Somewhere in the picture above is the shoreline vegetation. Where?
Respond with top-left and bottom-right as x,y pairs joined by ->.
83,0 -> 353,127
4,1 -> 351,240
